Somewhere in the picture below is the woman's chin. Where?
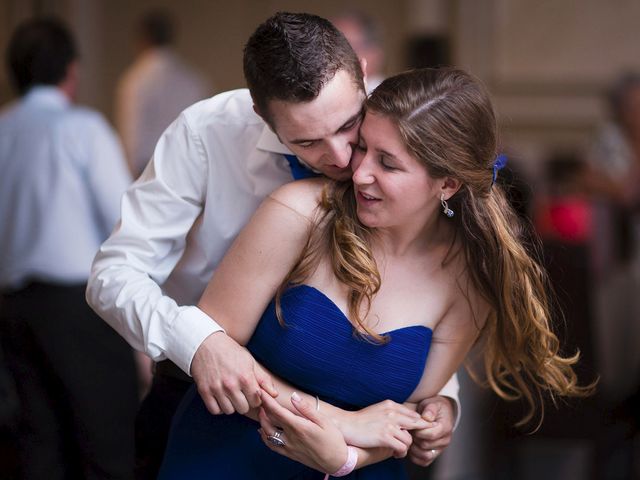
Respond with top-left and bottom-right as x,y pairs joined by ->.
356,212 -> 379,228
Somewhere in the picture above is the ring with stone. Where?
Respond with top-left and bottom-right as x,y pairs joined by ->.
267,429 -> 286,447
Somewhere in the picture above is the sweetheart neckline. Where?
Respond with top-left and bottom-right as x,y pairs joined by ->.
287,284 -> 433,337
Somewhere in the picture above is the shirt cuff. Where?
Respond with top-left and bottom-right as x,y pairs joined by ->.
437,373 -> 462,431
166,305 -> 225,376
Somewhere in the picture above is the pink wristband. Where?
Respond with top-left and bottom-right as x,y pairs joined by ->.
324,445 -> 358,479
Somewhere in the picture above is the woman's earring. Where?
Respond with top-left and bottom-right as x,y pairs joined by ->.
441,194 -> 454,218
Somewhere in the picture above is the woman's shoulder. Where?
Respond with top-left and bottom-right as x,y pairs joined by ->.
267,178 -> 330,221
444,263 -> 491,334
430,242 -> 490,335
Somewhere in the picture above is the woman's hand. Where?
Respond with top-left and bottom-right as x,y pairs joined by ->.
333,400 -> 431,458
257,391 -> 349,474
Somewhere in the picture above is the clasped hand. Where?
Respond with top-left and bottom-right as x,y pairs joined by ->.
335,400 -> 431,458
190,332 -> 454,469
258,392 -> 448,473
190,332 -> 277,415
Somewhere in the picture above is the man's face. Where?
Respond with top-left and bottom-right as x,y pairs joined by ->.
267,69 -> 366,181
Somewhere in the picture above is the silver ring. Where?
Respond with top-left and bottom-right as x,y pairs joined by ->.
267,430 -> 286,447
431,449 -> 437,456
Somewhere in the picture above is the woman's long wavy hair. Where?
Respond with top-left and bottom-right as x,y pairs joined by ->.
277,67 -> 593,426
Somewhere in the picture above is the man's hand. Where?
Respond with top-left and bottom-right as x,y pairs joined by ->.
190,332 -> 277,415
334,400 -> 430,458
408,396 -> 455,466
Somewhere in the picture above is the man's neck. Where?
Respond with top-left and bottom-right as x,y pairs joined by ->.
57,74 -> 77,102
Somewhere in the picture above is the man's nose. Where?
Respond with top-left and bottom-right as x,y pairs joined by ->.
326,138 -> 352,169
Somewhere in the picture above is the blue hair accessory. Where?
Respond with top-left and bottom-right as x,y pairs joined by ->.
492,154 -> 507,186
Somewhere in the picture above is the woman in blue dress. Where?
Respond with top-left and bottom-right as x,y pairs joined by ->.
159,68 -> 591,479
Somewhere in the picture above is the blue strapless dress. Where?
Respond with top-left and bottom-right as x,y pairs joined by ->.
158,285 -> 432,479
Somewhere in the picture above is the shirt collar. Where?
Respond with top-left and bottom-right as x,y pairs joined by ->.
24,86 -> 70,109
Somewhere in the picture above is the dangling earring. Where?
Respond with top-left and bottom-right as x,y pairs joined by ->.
441,193 -> 454,218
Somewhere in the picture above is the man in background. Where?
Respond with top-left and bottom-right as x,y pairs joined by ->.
115,9 -> 210,177
0,18 -> 138,479
332,10 -> 386,93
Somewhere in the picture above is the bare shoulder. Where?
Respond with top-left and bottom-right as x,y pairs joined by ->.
437,255 -> 491,341
458,274 -> 490,330
268,178 -> 329,221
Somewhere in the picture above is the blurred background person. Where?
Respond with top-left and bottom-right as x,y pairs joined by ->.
115,9 -> 211,178
586,73 -> 640,212
0,17 -> 138,479
577,73 -> 640,477
581,73 -> 640,405
332,10 -> 386,93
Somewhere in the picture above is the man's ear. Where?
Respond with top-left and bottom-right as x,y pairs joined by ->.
59,60 -> 79,100
360,57 -> 368,88
440,177 -> 462,201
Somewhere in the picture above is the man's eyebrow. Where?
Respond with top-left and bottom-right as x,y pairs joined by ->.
290,108 -> 364,145
336,108 -> 365,133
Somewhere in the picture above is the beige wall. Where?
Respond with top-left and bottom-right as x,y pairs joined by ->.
2,0 -> 640,176
454,0 -> 640,176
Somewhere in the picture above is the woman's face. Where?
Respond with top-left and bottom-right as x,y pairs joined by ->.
351,111 -> 440,230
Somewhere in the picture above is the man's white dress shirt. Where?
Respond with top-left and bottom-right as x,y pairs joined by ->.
0,86 -> 131,290
87,88 -> 460,410
115,47 -> 209,176
89,89 -> 296,374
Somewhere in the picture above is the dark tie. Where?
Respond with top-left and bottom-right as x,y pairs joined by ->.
283,154 -> 320,180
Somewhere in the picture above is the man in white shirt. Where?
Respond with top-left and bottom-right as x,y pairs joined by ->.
115,9 -> 210,178
87,12 -> 456,478
0,18 -> 138,479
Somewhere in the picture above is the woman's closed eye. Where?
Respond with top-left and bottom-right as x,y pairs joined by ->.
379,156 -> 397,171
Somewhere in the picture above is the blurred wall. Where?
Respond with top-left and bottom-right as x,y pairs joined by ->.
454,0 -> 640,177
1,0 -> 640,175
0,0 -> 408,113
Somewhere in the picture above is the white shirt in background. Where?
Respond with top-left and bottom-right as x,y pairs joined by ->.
0,86 -> 131,290
115,47 -> 210,177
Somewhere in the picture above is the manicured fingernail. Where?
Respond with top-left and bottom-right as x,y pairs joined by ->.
291,391 -> 301,402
